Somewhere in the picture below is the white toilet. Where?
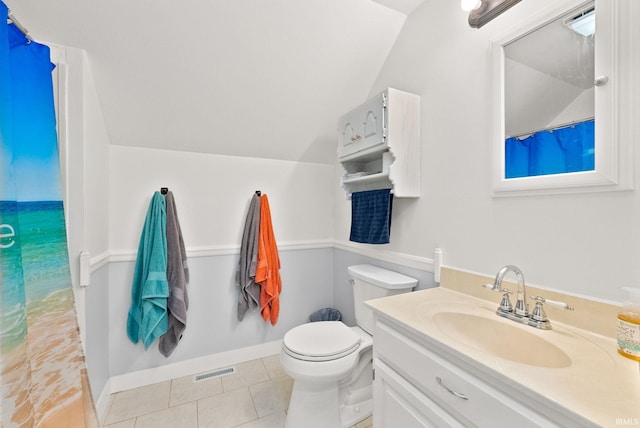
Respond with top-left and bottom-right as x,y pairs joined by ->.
280,264 -> 418,428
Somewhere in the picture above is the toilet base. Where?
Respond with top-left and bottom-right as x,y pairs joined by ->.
285,381 -> 341,428
284,381 -> 373,428
284,350 -> 373,428
340,385 -> 373,427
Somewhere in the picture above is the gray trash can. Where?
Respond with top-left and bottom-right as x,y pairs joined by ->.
309,308 -> 342,322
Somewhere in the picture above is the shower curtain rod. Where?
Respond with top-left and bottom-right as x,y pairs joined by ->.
7,9 -> 32,42
507,116 -> 594,140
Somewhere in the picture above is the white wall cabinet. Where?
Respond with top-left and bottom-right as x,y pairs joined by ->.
372,319 -> 597,428
337,88 -> 420,198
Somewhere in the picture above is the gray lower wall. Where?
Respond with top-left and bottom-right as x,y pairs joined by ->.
85,265 -> 110,403
84,246 -> 434,401
106,248 -> 334,377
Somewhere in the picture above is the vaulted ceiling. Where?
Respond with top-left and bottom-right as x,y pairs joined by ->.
6,0 -> 422,164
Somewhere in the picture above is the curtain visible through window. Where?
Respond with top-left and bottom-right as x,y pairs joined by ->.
505,119 -> 595,179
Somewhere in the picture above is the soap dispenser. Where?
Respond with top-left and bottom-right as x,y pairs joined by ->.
617,287 -> 640,361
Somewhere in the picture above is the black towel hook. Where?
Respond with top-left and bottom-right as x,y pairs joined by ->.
255,190 -> 261,196
161,187 -> 169,195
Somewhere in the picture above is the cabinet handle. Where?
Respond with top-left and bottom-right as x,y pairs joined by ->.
436,377 -> 469,400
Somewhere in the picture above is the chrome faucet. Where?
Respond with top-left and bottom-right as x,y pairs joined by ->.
492,265 -> 528,318
483,265 -> 573,330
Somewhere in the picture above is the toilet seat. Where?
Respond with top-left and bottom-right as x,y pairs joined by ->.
283,321 -> 361,362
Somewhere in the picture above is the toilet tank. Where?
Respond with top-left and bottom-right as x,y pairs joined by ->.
348,264 -> 417,334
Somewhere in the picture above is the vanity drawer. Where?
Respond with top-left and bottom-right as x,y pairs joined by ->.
374,321 -> 558,428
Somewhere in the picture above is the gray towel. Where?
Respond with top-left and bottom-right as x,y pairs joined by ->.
159,191 -> 189,357
236,194 -> 261,321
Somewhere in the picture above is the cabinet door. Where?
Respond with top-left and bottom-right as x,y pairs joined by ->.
338,92 -> 387,160
374,359 -> 465,428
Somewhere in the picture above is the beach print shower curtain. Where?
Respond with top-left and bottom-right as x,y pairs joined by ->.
0,3 -> 98,426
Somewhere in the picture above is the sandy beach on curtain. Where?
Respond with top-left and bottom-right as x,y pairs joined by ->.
1,288 -> 85,426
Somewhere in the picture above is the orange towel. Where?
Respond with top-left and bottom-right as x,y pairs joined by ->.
255,194 -> 282,325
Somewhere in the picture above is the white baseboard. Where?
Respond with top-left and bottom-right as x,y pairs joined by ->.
95,340 -> 283,422
108,339 -> 282,394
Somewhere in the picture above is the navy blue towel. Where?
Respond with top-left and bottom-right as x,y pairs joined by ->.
349,189 -> 393,244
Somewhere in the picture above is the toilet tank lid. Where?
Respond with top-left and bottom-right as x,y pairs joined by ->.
348,264 -> 418,289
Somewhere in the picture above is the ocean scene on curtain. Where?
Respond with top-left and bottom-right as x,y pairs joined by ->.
0,2 -> 97,426
505,119 -> 595,179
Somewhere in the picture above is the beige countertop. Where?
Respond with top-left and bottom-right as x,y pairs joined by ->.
367,286 -> 640,427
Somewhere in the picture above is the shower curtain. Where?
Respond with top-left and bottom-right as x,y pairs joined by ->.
505,119 -> 595,179
0,3 -> 98,426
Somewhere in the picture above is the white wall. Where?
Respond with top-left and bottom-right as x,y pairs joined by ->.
109,146 -> 334,252
79,56 -> 112,403
52,45 -> 111,402
82,53 -> 110,258
57,47 -> 110,296
335,0 -> 640,303
104,145 -> 337,379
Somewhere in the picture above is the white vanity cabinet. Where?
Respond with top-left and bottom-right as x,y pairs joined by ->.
372,319 -> 596,428
338,88 -> 420,198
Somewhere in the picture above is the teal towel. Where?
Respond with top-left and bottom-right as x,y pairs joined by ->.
127,191 -> 169,349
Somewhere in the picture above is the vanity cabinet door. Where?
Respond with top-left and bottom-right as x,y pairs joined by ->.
374,321 -> 561,428
374,359 -> 465,428
338,91 -> 387,160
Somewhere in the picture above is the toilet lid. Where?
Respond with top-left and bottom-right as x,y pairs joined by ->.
283,321 -> 361,362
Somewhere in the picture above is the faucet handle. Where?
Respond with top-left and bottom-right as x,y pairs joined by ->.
482,283 -> 509,293
498,288 -> 513,313
530,296 -> 574,311
483,283 -> 513,314
530,298 -> 548,322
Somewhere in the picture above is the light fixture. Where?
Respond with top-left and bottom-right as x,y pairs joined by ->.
461,0 -> 482,12
565,7 -> 595,37
466,0 -> 522,29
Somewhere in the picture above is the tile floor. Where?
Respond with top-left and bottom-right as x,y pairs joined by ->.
102,355 -> 373,428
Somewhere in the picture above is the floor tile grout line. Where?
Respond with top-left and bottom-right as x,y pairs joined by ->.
103,355 -> 291,428
104,394 -> 170,425
195,399 -> 200,428
246,381 -> 261,424
102,395 -> 116,427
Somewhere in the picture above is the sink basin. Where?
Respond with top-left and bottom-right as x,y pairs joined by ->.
432,312 -> 572,368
